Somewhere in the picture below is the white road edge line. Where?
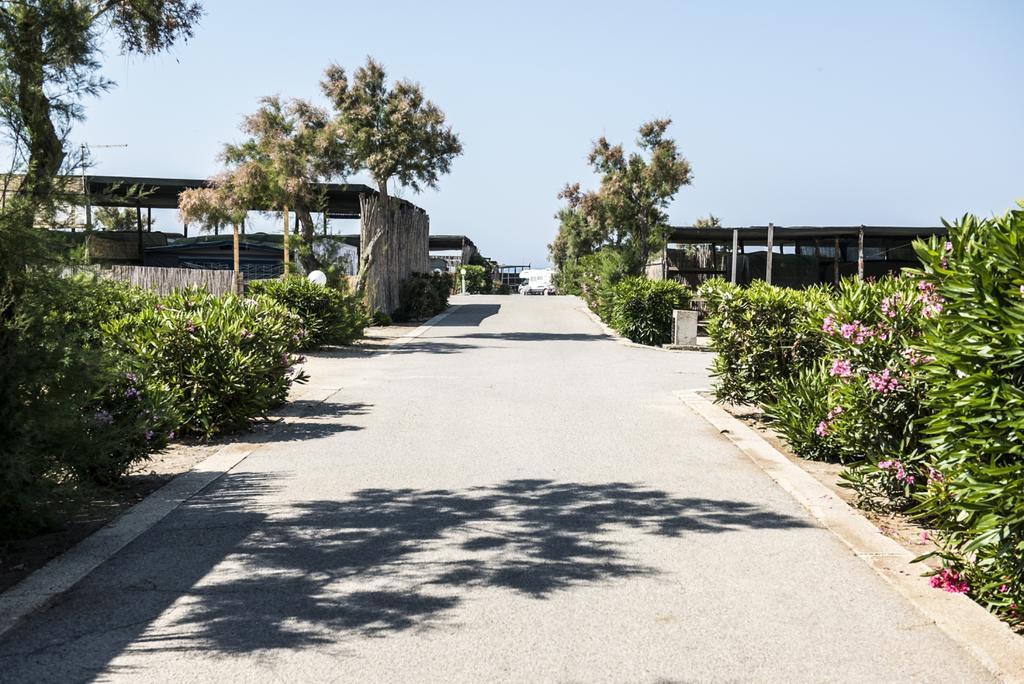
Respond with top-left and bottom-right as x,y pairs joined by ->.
676,389 -> 1024,684
0,308 -> 460,639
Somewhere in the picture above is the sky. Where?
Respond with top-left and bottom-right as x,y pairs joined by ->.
71,0 -> 1024,266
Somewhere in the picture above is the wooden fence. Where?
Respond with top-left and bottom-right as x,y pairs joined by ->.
359,195 -> 430,314
105,265 -> 239,296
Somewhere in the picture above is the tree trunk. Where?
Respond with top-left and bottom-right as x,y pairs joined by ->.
294,206 -> 320,272
11,14 -> 65,205
232,222 -> 242,294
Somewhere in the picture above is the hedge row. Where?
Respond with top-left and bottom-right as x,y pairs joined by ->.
1,274 -> 366,536
699,204 -> 1024,626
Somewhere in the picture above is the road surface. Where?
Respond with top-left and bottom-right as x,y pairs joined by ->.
0,295 -> 994,682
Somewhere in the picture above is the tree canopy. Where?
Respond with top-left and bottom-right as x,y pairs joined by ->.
219,95 -> 348,271
0,1 -> 203,205
549,119 -> 692,275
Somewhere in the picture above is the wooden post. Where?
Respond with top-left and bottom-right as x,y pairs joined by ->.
833,237 -> 841,286
765,222 -> 774,285
282,205 -> 291,277
147,207 -> 152,232
731,228 -> 739,283
857,225 -> 865,279
233,222 -> 241,294
135,201 -> 144,265
183,222 -> 188,239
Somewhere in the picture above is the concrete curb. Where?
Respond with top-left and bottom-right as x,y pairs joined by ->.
0,312 -> 456,639
677,390 -> 1024,683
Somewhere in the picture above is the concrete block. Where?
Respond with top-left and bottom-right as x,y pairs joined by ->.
672,309 -> 698,346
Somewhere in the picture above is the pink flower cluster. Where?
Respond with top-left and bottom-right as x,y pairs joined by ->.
840,320 -> 875,345
815,406 -> 844,437
878,459 -> 915,485
927,467 -> 944,483
830,358 -> 853,378
918,281 -> 944,318
880,293 -> 908,319
867,369 -> 901,394
901,348 -> 934,366
822,314 -> 837,334
930,569 -> 969,594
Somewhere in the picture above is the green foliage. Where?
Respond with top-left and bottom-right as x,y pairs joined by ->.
460,265 -> 491,294
548,119 -> 692,274
559,249 -> 630,320
763,360 -> 842,462
395,272 -> 451,321
700,277 -> 832,405
608,277 -> 690,346
104,288 -> 308,437
248,276 -> 367,348
370,310 -> 392,327
818,276 -> 931,510
910,208 -> 1024,621
0,270 -> 173,534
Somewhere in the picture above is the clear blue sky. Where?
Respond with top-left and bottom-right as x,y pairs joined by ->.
74,0 -> 1023,266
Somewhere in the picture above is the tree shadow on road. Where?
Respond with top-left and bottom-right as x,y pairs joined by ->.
0,476 -> 811,677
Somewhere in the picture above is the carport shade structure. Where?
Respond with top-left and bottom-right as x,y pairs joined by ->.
338,233 -> 482,267
77,175 -> 396,273
656,225 -> 946,287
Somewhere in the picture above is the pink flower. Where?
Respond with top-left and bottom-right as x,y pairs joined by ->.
830,359 -> 853,378
919,531 -> 930,543
928,467 -> 944,483
944,241 -> 953,252
867,369 -> 901,394
930,569 -> 969,594
822,314 -> 837,334
815,421 -> 830,437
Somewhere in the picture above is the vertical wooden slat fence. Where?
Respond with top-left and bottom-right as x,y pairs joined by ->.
106,265 -> 237,296
359,194 -> 430,314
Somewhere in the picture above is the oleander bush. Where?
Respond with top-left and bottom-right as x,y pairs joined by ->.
396,272 -> 452,321
700,278 -> 832,405
910,207 -> 1024,624
820,276 -> 933,510
104,288 -> 308,437
608,277 -> 690,346
248,276 -> 367,348
0,271 -> 175,534
763,359 -> 842,462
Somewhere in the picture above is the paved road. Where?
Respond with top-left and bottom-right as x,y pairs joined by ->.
0,296 -> 994,682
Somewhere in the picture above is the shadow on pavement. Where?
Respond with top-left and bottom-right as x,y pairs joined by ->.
430,304 -> 501,327
457,332 -> 610,342
0,478 -> 810,677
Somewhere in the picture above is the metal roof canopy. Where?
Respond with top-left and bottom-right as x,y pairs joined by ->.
337,233 -> 477,252
666,225 -> 945,244
84,175 -> 383,219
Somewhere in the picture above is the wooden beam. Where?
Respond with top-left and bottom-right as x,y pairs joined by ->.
765,222 -> 774,285
857,225 -> 865,279
833,237 -> 841,286
731,228 -> 739,283
282,206 -> 291,277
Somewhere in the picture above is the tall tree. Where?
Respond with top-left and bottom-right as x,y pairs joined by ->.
551,119 -> 692,275
320,57 -> 462,289
0,1 -> 202,205
178,170 -> 251,290
220,96 -> 348,272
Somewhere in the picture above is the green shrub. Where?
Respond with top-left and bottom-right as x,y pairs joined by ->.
104,288 -> 308,437
561,249 -> 630,319
608,277 -> 690,346
815,276 -> 931,510
700,278 -> 832,405
459,264 -> 491,294
911,207 -> 1024,622
371,310 -> 392,326
396,272 -> 451,321
248,276 -> 367,349
763,360 -> 842,462
0,272 -> 174,534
